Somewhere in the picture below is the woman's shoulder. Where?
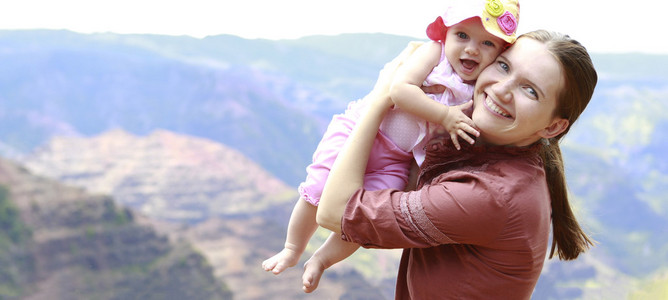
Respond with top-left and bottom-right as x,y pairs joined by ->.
420,140 -> 544,185
422,156 -> 549,233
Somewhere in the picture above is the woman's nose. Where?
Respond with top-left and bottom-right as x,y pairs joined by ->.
491,80 -> 512,103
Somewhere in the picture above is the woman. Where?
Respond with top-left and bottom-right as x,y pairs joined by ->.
309,30 -> 597,299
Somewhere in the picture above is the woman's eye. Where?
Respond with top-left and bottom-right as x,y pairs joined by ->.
527,87 -> 538,98
498,61 -> 509,72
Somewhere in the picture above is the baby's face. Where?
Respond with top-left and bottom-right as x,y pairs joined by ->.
443,18 -> 506,82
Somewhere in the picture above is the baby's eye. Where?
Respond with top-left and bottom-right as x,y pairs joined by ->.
526,87 -> 538,99
483,40 -> 496,47
457,32 -> 468,39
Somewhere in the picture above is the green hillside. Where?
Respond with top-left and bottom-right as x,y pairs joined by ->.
0,163 -> 232,299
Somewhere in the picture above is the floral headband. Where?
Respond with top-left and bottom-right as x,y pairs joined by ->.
427,0 -> 520,44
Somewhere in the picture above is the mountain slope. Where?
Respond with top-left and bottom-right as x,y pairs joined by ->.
0,158 -> 232,299
23,129 -> 296,223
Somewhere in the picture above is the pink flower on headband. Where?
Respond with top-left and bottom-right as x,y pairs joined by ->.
497,11 -> 517,36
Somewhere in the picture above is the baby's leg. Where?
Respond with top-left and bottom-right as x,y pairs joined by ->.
302,232 -> 360,293
262,198 -> 318,274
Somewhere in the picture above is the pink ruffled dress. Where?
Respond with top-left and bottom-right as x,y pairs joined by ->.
298,42 -> 473,206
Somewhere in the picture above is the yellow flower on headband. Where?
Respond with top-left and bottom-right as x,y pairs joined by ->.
485,0 -> 505,17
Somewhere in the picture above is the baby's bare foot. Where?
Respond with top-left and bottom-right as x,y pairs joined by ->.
262,248 -> 300,275
302,256 -> 326,293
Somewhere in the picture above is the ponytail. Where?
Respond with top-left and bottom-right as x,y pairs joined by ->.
519,30 -> 598,260
540,140 -> 595,260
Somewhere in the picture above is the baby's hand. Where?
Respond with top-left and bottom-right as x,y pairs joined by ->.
440,101 -> 479,150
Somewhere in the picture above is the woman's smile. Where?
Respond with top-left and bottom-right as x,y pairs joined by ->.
483,95 -> 512,119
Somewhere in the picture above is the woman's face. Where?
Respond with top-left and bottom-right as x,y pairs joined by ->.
471,37 -> 569,147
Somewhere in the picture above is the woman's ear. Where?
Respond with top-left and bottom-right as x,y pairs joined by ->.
539,118 -> 569,139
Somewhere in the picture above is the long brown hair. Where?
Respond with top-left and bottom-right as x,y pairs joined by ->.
520,30 -> 598,260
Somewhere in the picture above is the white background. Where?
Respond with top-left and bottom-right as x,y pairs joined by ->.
1,0 -> 663,54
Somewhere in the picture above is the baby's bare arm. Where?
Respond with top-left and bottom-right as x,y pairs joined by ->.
390,42 -> 479,150
390,41 -> 447,123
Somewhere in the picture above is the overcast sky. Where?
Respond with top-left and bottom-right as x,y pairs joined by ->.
1,0 -> 663,54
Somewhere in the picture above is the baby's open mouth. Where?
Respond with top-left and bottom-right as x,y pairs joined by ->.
461,59 -> 478,72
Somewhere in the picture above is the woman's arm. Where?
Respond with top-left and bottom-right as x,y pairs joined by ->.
316,42 -> 421,233
316,88 -> 393,233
